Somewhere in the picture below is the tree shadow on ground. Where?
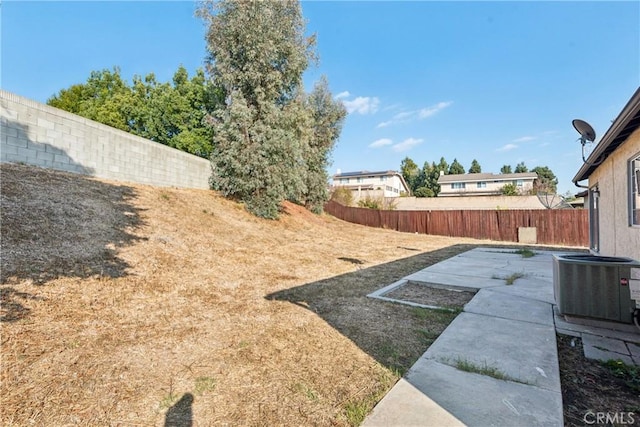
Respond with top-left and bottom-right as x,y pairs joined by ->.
267,243 -> 583,374
267,244 -> 478,374
1,162 -> 146,321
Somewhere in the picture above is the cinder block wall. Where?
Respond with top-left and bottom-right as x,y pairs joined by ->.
0,90 -> 211,189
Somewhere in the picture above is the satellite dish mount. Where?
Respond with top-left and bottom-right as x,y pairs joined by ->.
572,119 -> 603,165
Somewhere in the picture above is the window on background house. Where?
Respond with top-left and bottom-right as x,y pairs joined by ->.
340,178 -> 349,184
477,182 -> 487,188
630,153 -> 640,226
452,183 -> 466,189
356,177 -> 363,183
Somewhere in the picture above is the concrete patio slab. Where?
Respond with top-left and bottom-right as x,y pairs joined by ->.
409,261 -> 510,280
490,276 -> 556,304
363,248 -> 603,426
582,333 -> 632,355
363,378 -> 465,427
404,270 -> 505,289
422,312 -> 561,392
554,312 -> 640,344
463,289 -> 554,326
365,359 -> 563,427
627,342 -> 640,358
582,343 -> 634,365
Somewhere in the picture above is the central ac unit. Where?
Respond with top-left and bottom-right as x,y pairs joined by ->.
553,254 -> 640,324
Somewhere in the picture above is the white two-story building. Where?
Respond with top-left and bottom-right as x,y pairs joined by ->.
437,172 -> 538,196
332,170 -> 411,198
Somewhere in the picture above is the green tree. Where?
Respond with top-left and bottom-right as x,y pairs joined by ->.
437,157 -> 449,175
201,0 -> 317,218
48,67 -> 132,131
531,166 -> 558,193
468,159 -> 482,174
500,164 -> 513,174
400,156 -> 420,193
448,158 -> 465,175
302,76 -> 347,213
422,161 -> 443,196
47,66 -> 220,158
514,162 -> 528,173
169,67 -> 220,157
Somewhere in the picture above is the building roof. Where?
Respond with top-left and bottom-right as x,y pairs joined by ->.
573,87 -> 640,183
437,172 -> 538,184
333,170 -> 398,178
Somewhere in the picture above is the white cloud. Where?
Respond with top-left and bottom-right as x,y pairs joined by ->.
335,91 -> 350,99
418,101 -> 453,119
392,137 -> 423,152
369,138 -> 393,148
342,96 -> 380,115
513,136 -> 536,143
394,111 -> 415,120
375,100 -> 453,128
497,144 -> 518,152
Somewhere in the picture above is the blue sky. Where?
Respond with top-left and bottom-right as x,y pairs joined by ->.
2,1 -> 639,195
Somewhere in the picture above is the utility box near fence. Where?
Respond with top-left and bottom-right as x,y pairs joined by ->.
518,227 -> 537,244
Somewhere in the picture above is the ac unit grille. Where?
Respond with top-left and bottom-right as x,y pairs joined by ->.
553,254 -> 640,323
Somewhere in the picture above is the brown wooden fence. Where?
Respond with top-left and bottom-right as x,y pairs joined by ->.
324,200 -> 589,247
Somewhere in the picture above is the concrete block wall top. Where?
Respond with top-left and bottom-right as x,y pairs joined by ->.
0,90 -> 210,189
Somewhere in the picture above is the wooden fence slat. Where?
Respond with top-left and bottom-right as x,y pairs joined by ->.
324,201 -> 588,247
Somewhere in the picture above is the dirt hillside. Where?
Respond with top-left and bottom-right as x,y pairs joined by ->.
1,163 -> 487,426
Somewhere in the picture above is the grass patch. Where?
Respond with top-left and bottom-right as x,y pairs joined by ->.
492,272 -> 525,285
159,391 -> 180,410
411,306 -> 461,322
416,329 -> 440,345
378,344 -> 408,377
194,376 -> 216,396
514,248 -> 536,258
450,358 -> 530,384
603,359 -> 640,393
292,382 -> 319,402
343,370 -> 397,426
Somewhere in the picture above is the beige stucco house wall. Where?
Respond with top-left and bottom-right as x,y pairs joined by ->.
586,128 -> 640,259
573,87 -> 640,261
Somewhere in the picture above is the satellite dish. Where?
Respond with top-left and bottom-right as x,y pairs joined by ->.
572,119 -> 604,166
537,192 -> 573,210
572,119 -> 596,144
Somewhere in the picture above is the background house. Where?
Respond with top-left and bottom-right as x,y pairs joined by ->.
573,87 -> 640,260
332,170 -> 410,198
437,172 -> 538,197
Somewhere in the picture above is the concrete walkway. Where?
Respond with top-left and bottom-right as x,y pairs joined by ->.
363,247 -> 640,427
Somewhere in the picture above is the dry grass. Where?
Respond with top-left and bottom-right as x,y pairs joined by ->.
1,163 -> 491,426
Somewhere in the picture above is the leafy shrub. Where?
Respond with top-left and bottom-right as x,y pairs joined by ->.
358,196 -> 383,209
331,187 -> 354,206
500,183 -> 519,196
414,186 -> 434,198
357,195 -> 397,210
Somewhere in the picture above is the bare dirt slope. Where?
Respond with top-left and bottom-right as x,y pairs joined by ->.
1,163 -> 487,426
